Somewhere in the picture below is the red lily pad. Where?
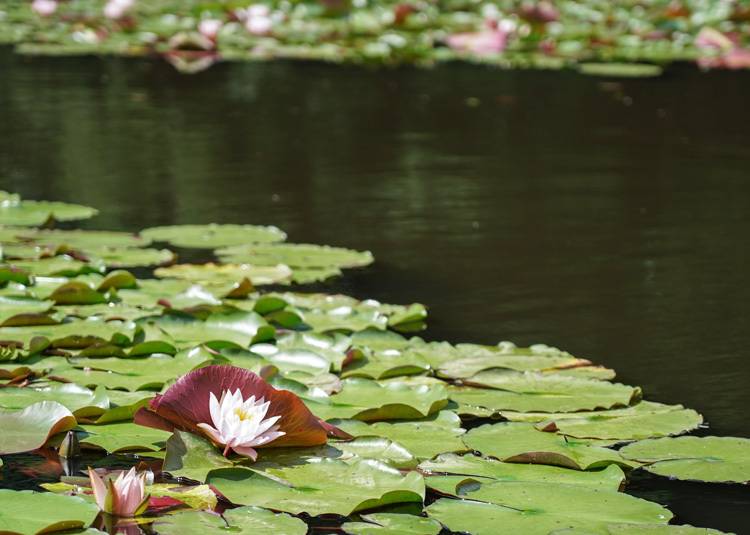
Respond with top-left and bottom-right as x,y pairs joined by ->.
134,365 -> 350,449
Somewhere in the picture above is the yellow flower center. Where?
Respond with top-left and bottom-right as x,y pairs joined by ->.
234,407 -> 255,421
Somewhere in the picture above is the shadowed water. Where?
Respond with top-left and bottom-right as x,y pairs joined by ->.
1,48 -> 749,533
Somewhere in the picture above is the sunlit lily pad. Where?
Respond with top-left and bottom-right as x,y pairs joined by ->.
425,480 -> 672,534
342,513 -> 442,535
141,223 -> 286,248
163,430 -> 233,482
18,228 -> 150,249
578,63 -> 663,77
0,401 -> 77,454
331,412 -> 466,460
605,524 -> 735,535
86,247 -> 176,268
153,506 -> 307,535
8,255 -> 103,277
216,242 -> 374,270
0,318 -> 137,348
619,436 -> 750,483
155,263 -> 293,286
0,383 -> 109,417
0,295 -> 54,324
207,458 -> 425,516
0,489 -> 101,534
342,349 -> 431,380
437,351 -> 590,378
317,378 -> 448,421
0,195 -> 98,227
462,422 -> 637,470
78,421 -> 171,452
302,306 -> 388,333
419,453 -> 626,491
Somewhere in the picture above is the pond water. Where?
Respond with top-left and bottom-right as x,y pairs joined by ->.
1,48 -> 749,533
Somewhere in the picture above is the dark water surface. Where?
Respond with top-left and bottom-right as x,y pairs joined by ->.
1,48 -> 749,533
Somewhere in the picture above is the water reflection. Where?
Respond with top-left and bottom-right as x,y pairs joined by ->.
1,48 -> 750,532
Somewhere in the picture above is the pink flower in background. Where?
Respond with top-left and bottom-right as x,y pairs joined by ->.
88,467 -> 150,517
104,0 -> 134,19
198,19 -> 223,40
31,0 -> 57,16
694,27 -> 734,51
237,4 -> 274,35
446,19 -> 515,55
695,26 -> 750,70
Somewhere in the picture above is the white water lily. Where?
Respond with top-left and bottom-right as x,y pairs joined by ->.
197,389 -> 285,460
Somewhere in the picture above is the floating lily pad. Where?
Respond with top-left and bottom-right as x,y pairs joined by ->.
0,318 -> 137,348
18,228 -> 151,249
0,196 -> 98,227
0,401 -> 77,454
207,458 -> 425,516
302,307 -> 388,333
78,421 -> 171,452
216,242 -> 374,270
419,453 -> 626,491
163,429 -> 233,482
606,524 -> 735,535
425,480 -> 672,535
0,295 -> 54,324
318,378 -> 448,421
342,513 -> 442,535
86,247 -> 176,268
342,349 -> 431,380
437,351 -> 590,378
155,263 -> 293,286
462,422 -> 637,470
153,506 -> 307,535
332,412 -> 466,460
141,223 -> 286,248
619,436 -> 750,483
0,383 -> 109,417
8,255 -> 103,277
0,489 -> 101,535
536,402 -> 703,441
578,63 -> 663,77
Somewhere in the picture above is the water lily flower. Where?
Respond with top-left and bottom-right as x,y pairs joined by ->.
197,390 -> 284,459
31,0 -> 57,16
445,19 -> 515,55
103,0 -> 134,19
198,19 -> 223,40
237,4 -> 273,35
134,365 -> 351,457
88,467 -> 150,517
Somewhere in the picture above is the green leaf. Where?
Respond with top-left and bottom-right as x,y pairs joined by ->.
0,401 -> 77,454
342,513 -> 442,535
216,242 -> 373,269
0,489 -> 100,534
163,430 -> 233,482
342,349 -> 430,380
152,507 -> 307,535
425,481 -> 672,535
578,63 -> 663,77
619,436 -> 750,483
155,263 -> 292,286
0,383 -> 109,417
78,421 -> 171,452
86,247 -> 176,268
462,422 -> 637,470
419,453 -> 626,491
207,459 -> 425,516
606,524 -> 735,535
141,223 -> 286,248
0,198 -> 98,227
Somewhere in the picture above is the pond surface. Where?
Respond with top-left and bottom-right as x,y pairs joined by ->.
1,48 -> 749,533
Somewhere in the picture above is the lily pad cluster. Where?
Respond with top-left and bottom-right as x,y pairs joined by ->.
1,0 -> 750,73
0,191 -> 747,535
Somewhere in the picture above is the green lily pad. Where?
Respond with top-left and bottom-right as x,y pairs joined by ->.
163,430 -> 233,482
8,256 -> 103,277
216,242 -> 373,270
155,263 -> 293,286
141,223 -> 286,248
153,507 -> 307,535
0,197 -> 98,227
18,229 -> 151,249
448,370 -> 639,413
0,489 -> 101,534
536,402 -> 703,441
437,351 -> 591,378
425,480 -> 672,534
0,318 -> 137,348
619,436 -> 750,483
342,349 -> 431,380
342,513 -> 442,535
0,295 -> 55,325
116,278 -> 194,307
331,412 -> 466,460
578,63 -> 663,77
0,401 -> 77,454
462,422 -> 637,470
78,421 -> 171,452
207,458 -> 425,516
0,383 -> 109,417
275,331 -> 350,372
85,247 -> 176,268
318,378 -> 448,421
301,306 -> 388,333
419,453 -> 626,491
137,310 -> 274,348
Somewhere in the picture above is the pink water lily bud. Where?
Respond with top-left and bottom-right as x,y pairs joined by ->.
198,19 -> 223,40
197,389 -> 285,459
31,0 -> 57,16
104,0 -> 134,19
695,27 -> 734,51
88,467 -> 150,517
240,3 -> 273,35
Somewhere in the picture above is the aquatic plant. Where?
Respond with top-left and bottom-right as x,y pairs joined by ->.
88,466 -> 150,516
